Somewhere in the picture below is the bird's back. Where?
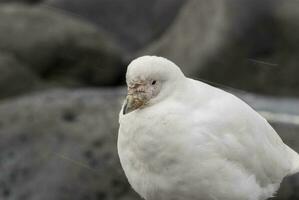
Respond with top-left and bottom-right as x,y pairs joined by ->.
187,78 -> 299,195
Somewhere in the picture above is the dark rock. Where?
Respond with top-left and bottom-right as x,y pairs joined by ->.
0,0 -> 42,4
0,88 -> 140,200
0,4 -> 124,87
198,0 -> 299,97
142,0 -> 299,97
141,0 -> 264,76
0,53 -> 41,98
44,0 -> 185,52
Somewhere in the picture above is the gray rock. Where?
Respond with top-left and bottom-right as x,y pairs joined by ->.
198,0 -> 299,97
0,4 -> 124,87
0,0 -> 42,4
44,0 -> 185,52
141,0 -> 265,76
0,88 -> 141,200
0,53 -> 41,99
142,0 -> 299,96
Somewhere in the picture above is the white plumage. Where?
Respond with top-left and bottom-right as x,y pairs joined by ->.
118,56 -> 299,200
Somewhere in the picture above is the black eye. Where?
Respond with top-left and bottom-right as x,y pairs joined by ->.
151,80 -> 156,85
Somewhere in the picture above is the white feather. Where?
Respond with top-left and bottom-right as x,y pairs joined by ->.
118,56 -> 299,200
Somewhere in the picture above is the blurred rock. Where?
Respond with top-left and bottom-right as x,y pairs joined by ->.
0,88 -> 298,199
142,0 -> 299,96
44,0 -> 185,52
0,4 -> 124,88
141,0 -> 265,76
0,53 -> 41,98
0,0 -> 42,4
0,88 -> 141,200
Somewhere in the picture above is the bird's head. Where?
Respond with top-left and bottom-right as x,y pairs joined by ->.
123,56 -> 185,115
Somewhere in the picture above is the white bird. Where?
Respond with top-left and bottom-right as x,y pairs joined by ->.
118,56 -> 299,200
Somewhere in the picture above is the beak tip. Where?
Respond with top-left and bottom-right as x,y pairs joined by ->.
123,102 -> 128,115
123,95 -> 143,115
123,99 -> 134,115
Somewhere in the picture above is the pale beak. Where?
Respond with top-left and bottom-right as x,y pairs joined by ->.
123,94 -> 145,115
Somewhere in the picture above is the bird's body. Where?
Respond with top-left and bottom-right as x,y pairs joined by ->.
118,56 -> 299,200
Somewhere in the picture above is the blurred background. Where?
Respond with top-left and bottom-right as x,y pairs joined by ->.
0,0 -> 298,200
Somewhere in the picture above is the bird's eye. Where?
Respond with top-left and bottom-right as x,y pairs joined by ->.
151,80 -> 156,85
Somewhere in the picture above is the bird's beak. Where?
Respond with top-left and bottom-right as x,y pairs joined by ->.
123,94 -> 145,115
123,82 -> 147,115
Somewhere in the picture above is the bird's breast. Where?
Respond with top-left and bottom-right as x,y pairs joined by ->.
118,109 -> 186,171
118,107 -> 192,199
